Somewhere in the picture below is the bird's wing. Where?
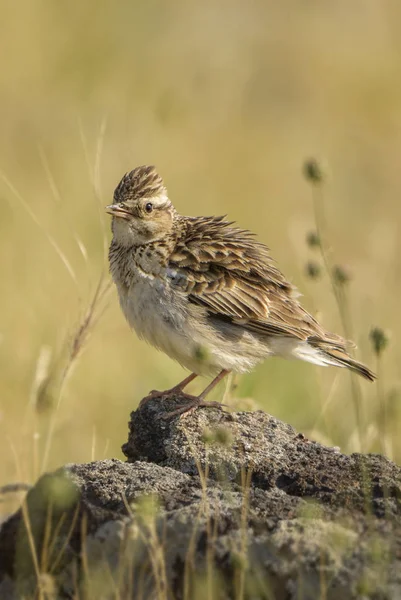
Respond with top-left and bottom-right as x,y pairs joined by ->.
169,216 -> 339,342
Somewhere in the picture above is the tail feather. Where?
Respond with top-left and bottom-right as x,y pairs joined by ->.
309,341 -> 376,382
325,350 -> 376,381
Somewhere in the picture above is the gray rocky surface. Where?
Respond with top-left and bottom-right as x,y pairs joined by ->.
0,395 -> 400,599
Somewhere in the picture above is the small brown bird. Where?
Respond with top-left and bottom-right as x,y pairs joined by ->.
107,166 -> 375,416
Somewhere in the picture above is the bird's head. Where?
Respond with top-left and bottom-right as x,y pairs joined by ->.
106,165 -> 176,246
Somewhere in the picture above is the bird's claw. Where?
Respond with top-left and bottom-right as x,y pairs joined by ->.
157,398 -> 227,420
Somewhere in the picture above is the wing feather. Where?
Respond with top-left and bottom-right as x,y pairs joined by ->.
168,216 -> 335,342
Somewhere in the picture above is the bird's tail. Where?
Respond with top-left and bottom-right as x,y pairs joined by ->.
308,339 -> 376,382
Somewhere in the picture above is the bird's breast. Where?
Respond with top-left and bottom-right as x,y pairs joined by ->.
116,269 -> 196,362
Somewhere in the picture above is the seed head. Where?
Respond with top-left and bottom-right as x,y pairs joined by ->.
214,426 -> 233,447
202,426 -> 233,447
369,327 -> 389,356
303,158 -> 325,185
306,231 -> 321,249
194,344 -> 209,362
305,261 -> 321,280
332,265 -> 351,286
201,428 -> 214,444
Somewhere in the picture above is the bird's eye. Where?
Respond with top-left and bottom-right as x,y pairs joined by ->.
145,202 -> 153,214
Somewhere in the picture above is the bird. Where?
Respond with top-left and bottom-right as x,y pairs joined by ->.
106,165 -> 375,417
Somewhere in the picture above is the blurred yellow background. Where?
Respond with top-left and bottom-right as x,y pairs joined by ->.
1,0 -> 399,497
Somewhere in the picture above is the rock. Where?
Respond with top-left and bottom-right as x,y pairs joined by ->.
0,395 -> 400,599
124,397 -> 401,518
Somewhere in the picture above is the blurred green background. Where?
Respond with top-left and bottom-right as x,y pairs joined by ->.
0,0 -> 399,500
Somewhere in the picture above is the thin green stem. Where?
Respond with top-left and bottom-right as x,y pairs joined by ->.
311,185 -> 364,450
376,355 -> 388,455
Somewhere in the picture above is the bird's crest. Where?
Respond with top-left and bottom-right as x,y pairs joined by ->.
114,165 -> 166,202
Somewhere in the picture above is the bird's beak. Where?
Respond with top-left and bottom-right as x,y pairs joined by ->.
105,204 -> 131,219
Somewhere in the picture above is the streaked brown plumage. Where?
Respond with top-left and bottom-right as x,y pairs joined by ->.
107,165 -> 375,416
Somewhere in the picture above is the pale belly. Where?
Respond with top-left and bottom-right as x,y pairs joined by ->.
116,275 -> 222,375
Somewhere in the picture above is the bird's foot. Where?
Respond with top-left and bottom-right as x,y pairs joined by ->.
138,389 -> 164,409
157,394 -> 227,420
138,383 -> 190,409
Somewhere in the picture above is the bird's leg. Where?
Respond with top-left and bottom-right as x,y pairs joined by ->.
139,372 -> 198,408
152,372 -> 198,397
159,370 -> 230,419
198,369 -> 230,403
